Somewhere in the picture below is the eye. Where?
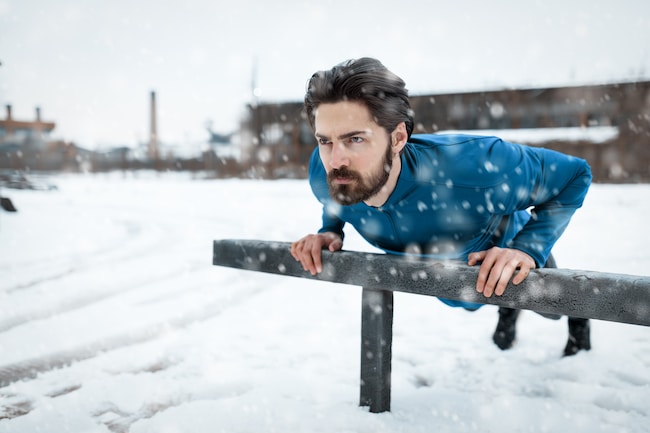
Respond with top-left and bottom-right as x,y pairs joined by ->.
349,136 -> 364,144
318,137 -> 332,146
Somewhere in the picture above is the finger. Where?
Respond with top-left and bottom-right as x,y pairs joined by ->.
512,261 -> 535,285
481,261 -> 503,298
512,263 -> 532,285
291,237 -> 311,260
299,247 -> 317,275
484,253 -> 516,297
494,261 -> 518,296
467,250 -> 486,266
475,252 -> 496,294
294,238 -> 316,274
310,241 -> 324,274
329,237 -> 343,252
290,241 -> 301,261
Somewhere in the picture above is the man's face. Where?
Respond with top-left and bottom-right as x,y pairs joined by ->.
314,101 -> 393,205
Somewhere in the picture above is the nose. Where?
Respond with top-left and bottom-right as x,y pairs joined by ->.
329,142 -> 350,169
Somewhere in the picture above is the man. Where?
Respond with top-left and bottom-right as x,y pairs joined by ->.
290,57 -> 592,356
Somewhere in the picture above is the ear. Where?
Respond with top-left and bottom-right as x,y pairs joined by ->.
391,122 -> 408,154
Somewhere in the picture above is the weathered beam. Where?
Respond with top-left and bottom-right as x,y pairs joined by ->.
359,288 -> 393,413
213,239 -> 650,327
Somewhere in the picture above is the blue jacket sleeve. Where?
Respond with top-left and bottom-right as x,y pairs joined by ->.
307,148 -> 346,239
497,143 -> 592,266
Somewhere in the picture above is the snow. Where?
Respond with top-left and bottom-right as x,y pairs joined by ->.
0,172 -> 648,433
441,126 -> 619,145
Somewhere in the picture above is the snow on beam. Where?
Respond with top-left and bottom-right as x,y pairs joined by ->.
213,239 -> 650,327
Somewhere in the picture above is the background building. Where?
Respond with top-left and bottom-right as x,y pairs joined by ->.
244,80 -> 650,182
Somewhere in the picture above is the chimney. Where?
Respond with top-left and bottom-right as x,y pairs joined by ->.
36,106 -> 41,122
148,90 -> 159,160
6,104 -> 11,120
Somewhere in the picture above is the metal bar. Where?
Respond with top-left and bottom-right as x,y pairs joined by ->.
213,239 -> 650,327
359,288 -> 393,413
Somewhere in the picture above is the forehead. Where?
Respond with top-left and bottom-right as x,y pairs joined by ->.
314,101 -> 378,134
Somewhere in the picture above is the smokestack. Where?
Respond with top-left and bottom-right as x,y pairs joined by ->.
6,105 -> 11,120
36,106 -> 41,122
148,90 -> 158,160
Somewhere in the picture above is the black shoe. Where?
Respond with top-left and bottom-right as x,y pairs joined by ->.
493,307 -> 520,350
563,318 -> 591,356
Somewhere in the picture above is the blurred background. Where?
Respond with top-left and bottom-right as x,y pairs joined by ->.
1,0 -> 649,181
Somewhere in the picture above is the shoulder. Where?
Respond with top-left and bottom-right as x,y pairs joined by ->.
403,134 -> 525,185
408,133 -> 520,154
409,133 -> 495,146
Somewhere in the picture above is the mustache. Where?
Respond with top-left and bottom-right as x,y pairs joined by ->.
328,168 -> 360,180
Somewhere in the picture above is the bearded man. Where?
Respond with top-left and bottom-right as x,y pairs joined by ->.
290,57 -> 592,356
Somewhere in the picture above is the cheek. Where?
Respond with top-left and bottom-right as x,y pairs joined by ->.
358,148 -> 382,170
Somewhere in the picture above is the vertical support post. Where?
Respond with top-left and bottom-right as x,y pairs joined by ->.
359,287 -> 393,413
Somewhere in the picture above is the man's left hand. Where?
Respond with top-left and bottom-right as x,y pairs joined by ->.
467,247 -> 536,297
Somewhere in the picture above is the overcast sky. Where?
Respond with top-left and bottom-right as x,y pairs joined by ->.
1,0 -> 649,151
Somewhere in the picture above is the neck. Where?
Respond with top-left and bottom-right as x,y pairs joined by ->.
364,153 -> 402,208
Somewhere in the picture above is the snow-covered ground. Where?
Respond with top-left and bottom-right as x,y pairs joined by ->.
0,172 -> 648,433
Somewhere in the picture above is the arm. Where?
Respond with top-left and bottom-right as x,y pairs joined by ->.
469,141 -> 592,296
506,145 -> 592,266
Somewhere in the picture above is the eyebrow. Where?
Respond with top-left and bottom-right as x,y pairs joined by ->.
315,130 -> 370,141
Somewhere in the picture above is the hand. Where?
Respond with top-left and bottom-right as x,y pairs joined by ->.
467,247 -> 536,297
290,232 -> 343,275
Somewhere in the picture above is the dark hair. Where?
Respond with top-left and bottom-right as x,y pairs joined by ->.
304,57 -> 414,139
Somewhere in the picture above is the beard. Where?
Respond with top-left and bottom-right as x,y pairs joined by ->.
327,144 -> 394,205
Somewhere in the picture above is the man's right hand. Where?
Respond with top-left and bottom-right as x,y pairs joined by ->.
290,232 -> 343,275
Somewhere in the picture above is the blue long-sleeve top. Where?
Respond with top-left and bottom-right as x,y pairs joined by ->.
309,133 -> 592,267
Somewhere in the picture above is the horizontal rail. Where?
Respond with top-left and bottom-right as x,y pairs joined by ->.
213,239 -> 650,327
